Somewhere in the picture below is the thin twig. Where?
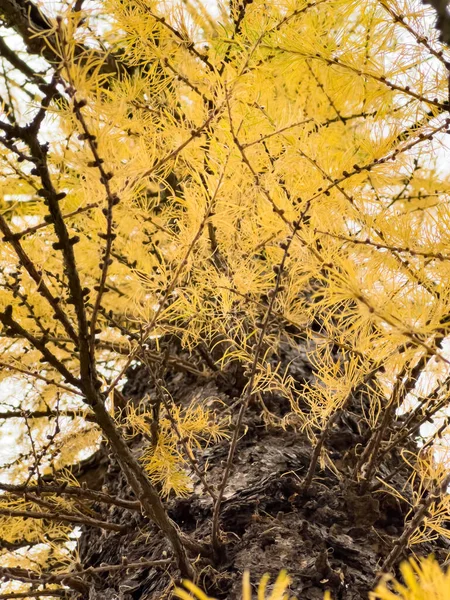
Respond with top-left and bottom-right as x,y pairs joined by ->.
0,506 -> 126,532
380,473 -> 450,573
0,482 -> 140,511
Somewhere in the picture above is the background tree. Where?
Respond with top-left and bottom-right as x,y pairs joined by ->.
0,0 -> 450,598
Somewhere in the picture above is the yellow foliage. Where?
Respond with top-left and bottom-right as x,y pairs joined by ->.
175,570 -> 295,600
371,556 -> 450,600
124,399 -> 228,496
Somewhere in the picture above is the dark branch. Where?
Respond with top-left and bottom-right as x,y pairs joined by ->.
0,0 -> 128,77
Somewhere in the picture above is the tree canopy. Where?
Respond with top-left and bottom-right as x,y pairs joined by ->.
0,0 -> 450,598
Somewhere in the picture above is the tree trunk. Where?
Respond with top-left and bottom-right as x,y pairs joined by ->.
74,342 -> 450,600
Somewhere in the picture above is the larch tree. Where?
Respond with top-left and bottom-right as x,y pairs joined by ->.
0,0 -> 450,598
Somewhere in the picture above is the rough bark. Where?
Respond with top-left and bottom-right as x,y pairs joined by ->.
72,341 -> 450,600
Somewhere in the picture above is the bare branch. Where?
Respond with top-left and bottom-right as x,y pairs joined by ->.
0,482 -> 140,511
0,505 -> 126,532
